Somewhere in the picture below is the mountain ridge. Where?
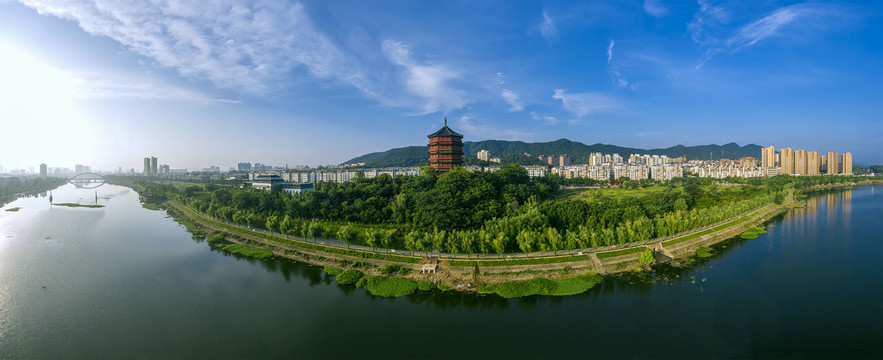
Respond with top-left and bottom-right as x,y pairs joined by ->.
341,139 -> 764,168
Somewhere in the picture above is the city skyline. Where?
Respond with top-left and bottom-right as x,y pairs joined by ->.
1,1 -> 881,171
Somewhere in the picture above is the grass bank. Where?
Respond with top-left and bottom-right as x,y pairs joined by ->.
479,273 -> 603,298
53,203 -> 105,208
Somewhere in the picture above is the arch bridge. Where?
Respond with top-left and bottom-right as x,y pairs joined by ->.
68,172 -> 106,189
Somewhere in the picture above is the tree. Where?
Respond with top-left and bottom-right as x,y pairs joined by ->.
337,226 -> 354,249
364,229 -> 379,251
265,215 -> 279,233
381,229 -> 396,253
492,233 -> 508,256
404,231 -> 421,254
546,227 -> 562,255
517,230 -> 535,256
307,220 -> 323,242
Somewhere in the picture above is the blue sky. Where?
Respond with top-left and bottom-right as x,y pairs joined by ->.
0,0 -> 881,171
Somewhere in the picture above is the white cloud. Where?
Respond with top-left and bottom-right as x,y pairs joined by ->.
501,89 -> 524,112
690,2 -> 848,69
529,111 -> 557,125
606,40 -> 633,89
72,72 -> 240,103
726,4 -> 826,53
539,10 -> 558,42
644,0 -> 668,17
688,0 -> 729,45
21,0 -> 365,96
381,40 -> 468,115
552,89 -> 620,117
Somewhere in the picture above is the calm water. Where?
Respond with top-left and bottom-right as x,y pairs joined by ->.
0,184 -> 880,359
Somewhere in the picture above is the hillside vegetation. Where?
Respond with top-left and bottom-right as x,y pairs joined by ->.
341,139 -> 763,168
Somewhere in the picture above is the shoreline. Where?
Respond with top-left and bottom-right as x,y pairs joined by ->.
153,184 -> 840,297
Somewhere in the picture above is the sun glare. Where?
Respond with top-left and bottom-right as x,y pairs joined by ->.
0,39 -> 95,168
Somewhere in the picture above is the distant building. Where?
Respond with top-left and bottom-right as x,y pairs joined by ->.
160,164 -> 170,174
558,154 -> 571,167
40,163 -> 47,177
762,146 -> 776,167
427,118 -> 464,173
780,148 -> 794,175
477,150 -> 490,162
76,164 -> 86,174
841,152 -> 852,175
238,162 -> 252,172
827,151 -> 839,174
150,157 -> 158,175
143,157 -> 150,175
281,183 -> 314,195
795,150 -> 807,175
807,152 -> 820,175
489,157 -> 501,163
251,174 -> 284,190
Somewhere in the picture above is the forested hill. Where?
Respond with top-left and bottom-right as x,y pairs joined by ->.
341,139 -> 763,168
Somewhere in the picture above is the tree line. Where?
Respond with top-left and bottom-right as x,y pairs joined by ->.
127,168 -> 874,256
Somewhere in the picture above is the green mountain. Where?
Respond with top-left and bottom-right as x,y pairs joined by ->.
341,139 -> 763,168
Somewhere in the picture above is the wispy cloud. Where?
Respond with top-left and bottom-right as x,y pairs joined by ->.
726,3 -> 830,53
501,89 -> 524,112
691,2 -> 850,69
382,40 -> 468,115
643,0 -> 669,18
529,111 -> 557,125
606,40 -> 634,89
552,89 -> 620,117
21,1 -> 366,96
539,10 -> 558,42
688,0 -> 729,45
72,72 -> 240,103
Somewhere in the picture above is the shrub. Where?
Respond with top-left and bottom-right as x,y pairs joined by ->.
323,267 -> 343,276
417,281 -> 433,291
336,269 -> 363,285
356,275 -> 418,297
638,249 -> 654,266
379,264 -> 401,274
696,246 -> 713,258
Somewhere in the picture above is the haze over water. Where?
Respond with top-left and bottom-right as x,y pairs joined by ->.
0,184 -> 879,358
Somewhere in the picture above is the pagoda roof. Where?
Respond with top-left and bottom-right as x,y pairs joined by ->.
427,118 -> 463,138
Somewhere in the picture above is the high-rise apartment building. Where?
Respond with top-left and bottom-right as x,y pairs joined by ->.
40,163 -> 47,177
841,152 -> 852,175
150,157 -> 158,175
827,151 -> 839,174
143,157 -> 151,175
477,150 -> 490,162
795,150 -> 807,175
807,151 -> 820,175
559,154 -> 571,167
762,146 -> 776,167
780,148 -> 795,175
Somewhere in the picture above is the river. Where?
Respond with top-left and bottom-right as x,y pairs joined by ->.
0,184 -> 880,358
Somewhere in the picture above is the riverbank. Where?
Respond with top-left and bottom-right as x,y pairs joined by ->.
158,185 -> 808,297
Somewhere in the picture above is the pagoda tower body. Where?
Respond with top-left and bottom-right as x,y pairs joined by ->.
427,118 -> 463,173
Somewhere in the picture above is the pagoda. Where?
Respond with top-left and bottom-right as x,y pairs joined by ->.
427,118 -> 463,173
